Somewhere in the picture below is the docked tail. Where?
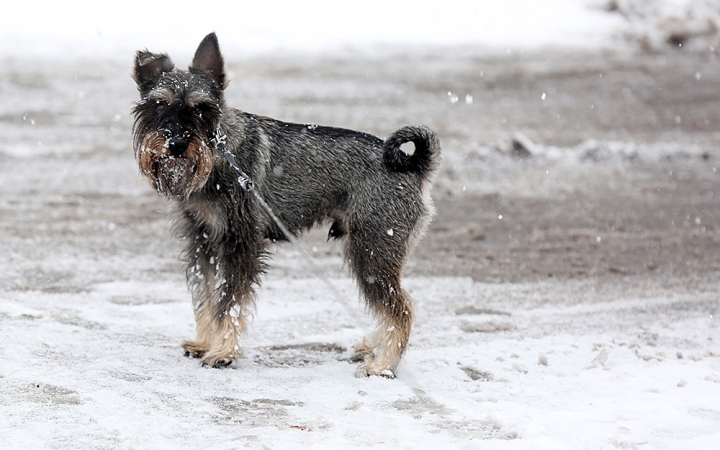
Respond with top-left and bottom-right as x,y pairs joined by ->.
382,125 -> 441,179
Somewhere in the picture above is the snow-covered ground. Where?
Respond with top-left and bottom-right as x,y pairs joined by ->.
1,1 -> 720,449
2,275 -> 718,449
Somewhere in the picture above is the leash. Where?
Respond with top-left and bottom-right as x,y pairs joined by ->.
210,131 -> 464,426
212,131 -> 254,191
210,130 -> 450,412
211,131 -> 364,324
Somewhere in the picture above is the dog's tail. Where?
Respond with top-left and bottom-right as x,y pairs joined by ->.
382,125 -> 441,179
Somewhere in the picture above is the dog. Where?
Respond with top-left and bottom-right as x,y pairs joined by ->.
131,33 -> 441,377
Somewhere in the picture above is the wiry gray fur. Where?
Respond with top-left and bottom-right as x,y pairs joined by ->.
131,33 -> 441,376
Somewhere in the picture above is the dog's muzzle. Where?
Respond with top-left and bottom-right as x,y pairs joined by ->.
168,138 -> 189,157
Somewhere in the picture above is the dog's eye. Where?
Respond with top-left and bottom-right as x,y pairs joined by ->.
190,104 -> 210,117
155,102 -> 167,113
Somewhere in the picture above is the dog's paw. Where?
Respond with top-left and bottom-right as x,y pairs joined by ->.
201,359 -> 233,369
181,340 -> 208,358
356,364 -> 396,379
372,369 -> 397,379
201,354 -> 236,369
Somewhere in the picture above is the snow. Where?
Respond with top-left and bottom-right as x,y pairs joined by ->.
1,0 -> 624,59
4,0 -> 716,60
2,1 -> 720,448
2,277 -> 719,448
609,0 -> 720,51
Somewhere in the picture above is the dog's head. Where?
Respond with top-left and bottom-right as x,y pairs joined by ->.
131,33 -> 226,198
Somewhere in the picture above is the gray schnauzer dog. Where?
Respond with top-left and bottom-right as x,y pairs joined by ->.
131,33 -> 441,377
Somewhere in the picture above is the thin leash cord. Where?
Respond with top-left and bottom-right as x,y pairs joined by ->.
212,133 -> 451,413
213,133 -> 364,323
251,182 -> 450,410
254,181 -> 445,406
250,189 -> 365,323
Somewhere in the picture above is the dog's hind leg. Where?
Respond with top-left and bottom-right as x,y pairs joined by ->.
346,223 -> 415,378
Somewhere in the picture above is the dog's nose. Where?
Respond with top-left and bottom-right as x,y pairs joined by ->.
168,138 -> 188,156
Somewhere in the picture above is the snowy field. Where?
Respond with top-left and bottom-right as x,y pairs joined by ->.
2,276 -> 718,448
2,1 -> 720,449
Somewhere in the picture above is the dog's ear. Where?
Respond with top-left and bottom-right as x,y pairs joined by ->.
191,32 -> 226,89
133,51 -> 174,85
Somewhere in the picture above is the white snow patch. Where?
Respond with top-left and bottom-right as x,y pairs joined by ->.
1,277 -> 718,448
0,0 -> 625,59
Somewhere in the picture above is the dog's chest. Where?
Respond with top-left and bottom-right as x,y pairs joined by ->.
185,195 -> 228,237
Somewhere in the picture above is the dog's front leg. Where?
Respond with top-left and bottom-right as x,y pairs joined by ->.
182,231 -> 263,368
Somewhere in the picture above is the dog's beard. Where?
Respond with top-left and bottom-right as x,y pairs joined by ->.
155,156 -> 199,197
137,134 -> 214,199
